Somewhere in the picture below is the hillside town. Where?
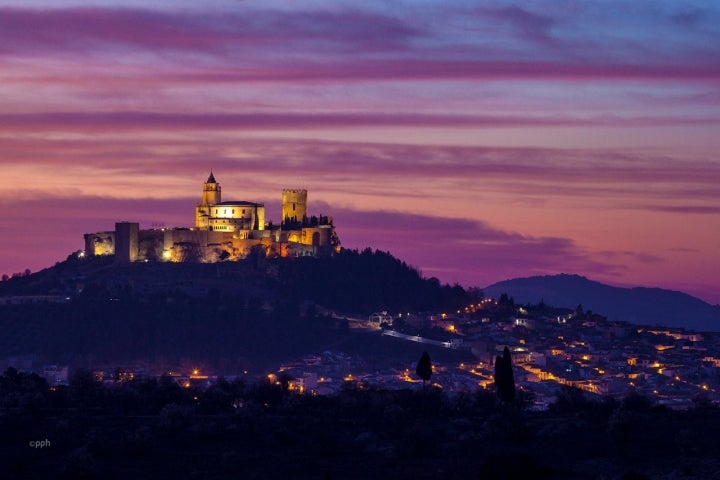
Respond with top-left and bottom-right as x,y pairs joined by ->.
51,296 -> 717,410
252,298 -> 719,408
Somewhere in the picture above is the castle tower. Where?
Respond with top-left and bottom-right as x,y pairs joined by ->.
196,172 -> 222,229
115,222 -> 139,263
282,189 -> 307,226
201,171 -> 221,206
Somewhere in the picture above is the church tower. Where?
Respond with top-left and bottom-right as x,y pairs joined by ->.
196,171 -> 221,229
201,171 -> 221,206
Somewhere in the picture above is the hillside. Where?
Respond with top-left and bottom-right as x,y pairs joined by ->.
484,274 -> 720,332
0,248 -> 470,314
0,249 -> 473,369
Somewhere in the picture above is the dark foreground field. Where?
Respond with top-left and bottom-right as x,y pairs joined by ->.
2,369 -> 720,480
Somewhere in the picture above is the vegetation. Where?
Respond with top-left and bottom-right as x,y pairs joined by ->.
1,368 -> 719,479
0,287 -> 352,371
0,248 -> 474,370
494,346 -> 516,403
415,351 -> 432,387
277,248 -> 471,314
5,251 -> 719,477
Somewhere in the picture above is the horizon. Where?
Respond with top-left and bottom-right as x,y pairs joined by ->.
1,1 -> 719,304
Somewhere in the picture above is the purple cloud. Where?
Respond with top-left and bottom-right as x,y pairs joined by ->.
0,7 -> 419,57
1,5 -> 718,83
321,204 -> 620,288
0,111 -> 717,134
1,135 -> 717,211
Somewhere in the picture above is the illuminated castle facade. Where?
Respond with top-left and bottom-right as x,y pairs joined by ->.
84,173 -> 340,263
194,172 -> 266,234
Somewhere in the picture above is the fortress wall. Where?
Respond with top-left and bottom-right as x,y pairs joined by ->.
286,242 -> 315,257
251,229 -> 271,240
159,229 -> 264,262
195,206 -> 209,229
84,231 -> 115,257
136,230 -> 165,261
198,237 -> 264,262
284,230 -> 301,244
300,225 -> 333,247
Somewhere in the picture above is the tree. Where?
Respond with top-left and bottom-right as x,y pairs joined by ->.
68,368 -> 104,408
415,351 -> 433,388
498,293 -> 514,307
494,346 -> 515,403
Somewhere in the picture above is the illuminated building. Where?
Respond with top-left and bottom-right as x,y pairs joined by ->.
83,172 -> 340,262
195,172 -> 266,233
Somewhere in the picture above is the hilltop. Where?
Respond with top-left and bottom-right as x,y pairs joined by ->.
484,274 -> 720,332
0,248 -> 470,314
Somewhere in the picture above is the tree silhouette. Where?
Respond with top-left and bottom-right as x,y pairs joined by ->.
494,346 -> 515,403
416,351 -> 433,388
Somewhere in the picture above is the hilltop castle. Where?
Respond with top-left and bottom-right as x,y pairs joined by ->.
83,173 -> 340,263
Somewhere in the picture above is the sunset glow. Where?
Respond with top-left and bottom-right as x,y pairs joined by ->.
1,0 -> 719,303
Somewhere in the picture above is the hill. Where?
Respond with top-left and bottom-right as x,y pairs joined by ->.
0,249 -> 473,369
0,248 -> 470,315
484,274 -> 720,332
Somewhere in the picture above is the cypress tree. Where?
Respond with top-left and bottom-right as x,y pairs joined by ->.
494,346 -> 516,403
416,351 -> 433,388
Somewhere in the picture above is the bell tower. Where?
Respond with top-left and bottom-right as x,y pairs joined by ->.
201,171 -> 221,206
196,171 -> 221,229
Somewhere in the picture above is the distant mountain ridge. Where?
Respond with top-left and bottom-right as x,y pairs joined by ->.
483,274 -> 720,332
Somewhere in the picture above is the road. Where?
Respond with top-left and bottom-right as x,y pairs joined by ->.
381,329 -> 463,349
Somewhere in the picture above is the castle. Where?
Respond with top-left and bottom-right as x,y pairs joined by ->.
83,173 -> 340,263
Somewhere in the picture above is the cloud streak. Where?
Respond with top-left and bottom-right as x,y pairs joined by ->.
2,111 -> 718,133
334,207 -> 618,286
1,5 -> 719,84
1,136 -> 717,209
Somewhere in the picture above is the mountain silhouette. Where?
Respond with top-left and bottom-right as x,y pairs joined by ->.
484,274 -> 720,332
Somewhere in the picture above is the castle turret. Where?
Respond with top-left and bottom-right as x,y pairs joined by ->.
115,222 -> 139,263
282,189 -> 307,226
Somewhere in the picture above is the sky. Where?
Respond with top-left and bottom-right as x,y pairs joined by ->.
0,0 -> 719,304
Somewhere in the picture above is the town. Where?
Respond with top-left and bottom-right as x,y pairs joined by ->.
257,297 -> 719,408
37,294 -> 717,410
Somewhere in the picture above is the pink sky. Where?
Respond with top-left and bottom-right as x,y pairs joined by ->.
0,1 -> 719,303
